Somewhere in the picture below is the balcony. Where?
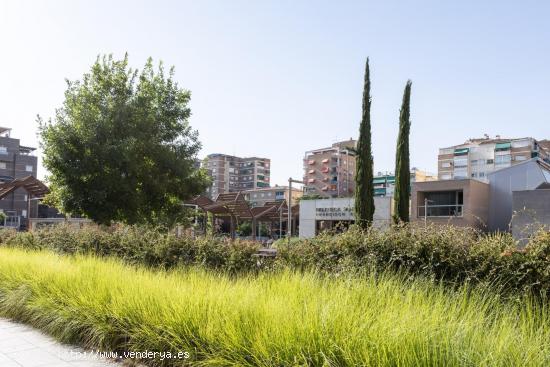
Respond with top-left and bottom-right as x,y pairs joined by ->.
418,204 -> 463,217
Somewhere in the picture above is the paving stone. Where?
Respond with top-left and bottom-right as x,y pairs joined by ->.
0,318 -> 116,367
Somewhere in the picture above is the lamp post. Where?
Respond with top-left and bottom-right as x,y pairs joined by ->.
287,177 -> 304,242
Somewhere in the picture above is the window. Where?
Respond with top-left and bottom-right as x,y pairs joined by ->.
441,162 -> 451,168
0,162 -> 6,169
25,165 -> 33,172
486,159 -> 494,164
453,169 -> 468,179
421,191 -> 463,217
22,210 -> 27,218
453,157 -> 468,167
512,140 -> 531,148
0,146 -> 7,155
495,154 -> 511,165
514,155 -> 527,161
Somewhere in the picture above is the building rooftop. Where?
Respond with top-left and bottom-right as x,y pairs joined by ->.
305,139 -> 357,155
206,153 -> 269,160
441,136 -> 544,150
0,127 -> 11,137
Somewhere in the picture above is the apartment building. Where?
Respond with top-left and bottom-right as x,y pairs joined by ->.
303,139 -> 356,198
373,168 -> 437,197
244,185 -> 302,207
438,136 -> 550,181
204,154 -> 270,198
0,127 -> 38,228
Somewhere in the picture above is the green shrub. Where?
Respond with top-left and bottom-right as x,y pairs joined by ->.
0,224 -> 260,274
2,222 -> 550,296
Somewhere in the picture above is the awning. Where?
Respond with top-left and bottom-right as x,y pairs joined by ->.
495,142 -> 511,151
321,158 -> 329,163
454,148 -> 469,155
308,160 -> 315,165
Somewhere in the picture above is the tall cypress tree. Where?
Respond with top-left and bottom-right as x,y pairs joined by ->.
354,58 -> 375,228
393,80 -> 412,223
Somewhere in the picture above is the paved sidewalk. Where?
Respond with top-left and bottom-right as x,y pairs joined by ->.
0,318 -> 117,367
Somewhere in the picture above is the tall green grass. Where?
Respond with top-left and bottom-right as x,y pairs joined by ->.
0,247 -> 549,366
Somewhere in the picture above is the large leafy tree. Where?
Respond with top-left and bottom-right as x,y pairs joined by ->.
354,58 -> 375,228
393,80 -> 412,223
39,54 -> 209,225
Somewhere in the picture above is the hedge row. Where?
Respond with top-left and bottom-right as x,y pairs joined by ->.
0,225 -> 261,274
1,223 -> 550,296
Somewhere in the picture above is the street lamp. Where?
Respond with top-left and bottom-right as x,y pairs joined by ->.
287,177 -> 304,242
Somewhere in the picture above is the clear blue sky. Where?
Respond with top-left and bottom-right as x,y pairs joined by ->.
1,1 -> 549,185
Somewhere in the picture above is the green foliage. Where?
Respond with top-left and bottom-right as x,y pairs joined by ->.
0,248 -> 549,366
38,54 -> 209,225
237,221 -> 252,236
0,224 -> 261,273
275,224 -> 550,297
393,80 -> 412,223
3,223 -> 550,297
298,193 -> 322,201
355,58 -> 375,228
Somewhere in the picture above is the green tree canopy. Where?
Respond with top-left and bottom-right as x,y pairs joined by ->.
39,54 -> 209,225
354,58 -> 375,228
393,80 -> 412,223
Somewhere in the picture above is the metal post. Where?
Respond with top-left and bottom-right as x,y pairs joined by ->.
287,178 -> 292,240
252,218 -> 257,241
26,194 -> 31,231
287,177 -> 305,243
279,204 -> 283,239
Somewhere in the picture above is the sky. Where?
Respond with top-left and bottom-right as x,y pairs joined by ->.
1,0 -> 549,185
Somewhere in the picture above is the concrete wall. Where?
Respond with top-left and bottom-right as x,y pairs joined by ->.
512,189 -> 550,244
299,196 -> 391,238
488,160 -> 547,232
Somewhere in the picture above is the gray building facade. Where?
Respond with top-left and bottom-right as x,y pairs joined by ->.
487,159 -> 550,232
0,127 -> 39,228
512,185 -> 550,244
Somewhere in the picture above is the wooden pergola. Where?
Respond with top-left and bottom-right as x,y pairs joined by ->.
187,193 -> 299,240
0,176 -> 49,227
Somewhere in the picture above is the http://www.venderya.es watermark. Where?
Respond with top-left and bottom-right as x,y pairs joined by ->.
59,349 -> 191,361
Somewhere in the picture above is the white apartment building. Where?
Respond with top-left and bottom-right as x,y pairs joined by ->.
438,136 -> 550,181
